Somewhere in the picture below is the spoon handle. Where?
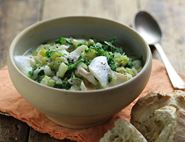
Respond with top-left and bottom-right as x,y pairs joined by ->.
154,43 -> 185,89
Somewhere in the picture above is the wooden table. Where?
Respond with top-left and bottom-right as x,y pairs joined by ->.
0,0 -> 184,141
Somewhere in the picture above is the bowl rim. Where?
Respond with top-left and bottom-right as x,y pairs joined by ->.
9,16 -> 152,94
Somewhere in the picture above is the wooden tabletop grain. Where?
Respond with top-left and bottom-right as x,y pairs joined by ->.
0,0 -> 185,141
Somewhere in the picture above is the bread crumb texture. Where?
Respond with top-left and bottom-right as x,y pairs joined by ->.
99,119 -> 147,142
131,90 -> 185,142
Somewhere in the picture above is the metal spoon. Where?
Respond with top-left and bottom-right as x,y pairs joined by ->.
134,11 -> 185,89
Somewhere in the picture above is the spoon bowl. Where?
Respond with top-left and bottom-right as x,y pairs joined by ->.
135,11 -> 162,44
134,11 -> 185,89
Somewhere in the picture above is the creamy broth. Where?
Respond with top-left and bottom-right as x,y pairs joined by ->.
18,37 -> 142,91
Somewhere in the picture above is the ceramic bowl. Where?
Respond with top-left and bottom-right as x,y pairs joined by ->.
8,17 -> 152,129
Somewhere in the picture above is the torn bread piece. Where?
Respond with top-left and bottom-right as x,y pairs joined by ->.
100,119 -> 147,142
131,90 -> 185,142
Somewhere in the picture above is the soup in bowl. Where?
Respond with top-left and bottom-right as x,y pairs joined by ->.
8,17 -> 152,128
18,37 -> 143,91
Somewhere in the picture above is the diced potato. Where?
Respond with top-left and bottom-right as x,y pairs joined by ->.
40,57 -> 48,65
40,75 -> 55,87
38,48 -> 47,56
50,52 -> 62,60
43,65 -> 53,76
56,62 -> 68,78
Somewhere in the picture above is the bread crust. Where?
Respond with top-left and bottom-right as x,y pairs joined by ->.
131,90 -> 185,142
175,111 -> 185,142
100,119 -> 147,142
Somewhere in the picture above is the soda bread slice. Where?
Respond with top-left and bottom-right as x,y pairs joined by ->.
131,91 -> 185,142
99,119 -> 147,142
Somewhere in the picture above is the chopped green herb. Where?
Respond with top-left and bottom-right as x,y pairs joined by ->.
25,37 -> 142,90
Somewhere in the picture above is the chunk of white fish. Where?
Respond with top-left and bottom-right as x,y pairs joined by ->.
89,56 -> 111,88
68,45 -> 87,61
76,66 -> 98,86
58,44 -> 69,50
58,48 -> 69,58
14,55 -> 33,75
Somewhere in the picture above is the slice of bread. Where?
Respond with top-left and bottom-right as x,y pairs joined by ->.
131,90 -> 185,142
99,119 -> 147,142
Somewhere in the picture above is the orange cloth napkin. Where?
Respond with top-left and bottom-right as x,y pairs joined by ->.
0,59 -> 178,142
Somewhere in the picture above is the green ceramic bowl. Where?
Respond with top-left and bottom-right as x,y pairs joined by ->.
8,17 -> 152,129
